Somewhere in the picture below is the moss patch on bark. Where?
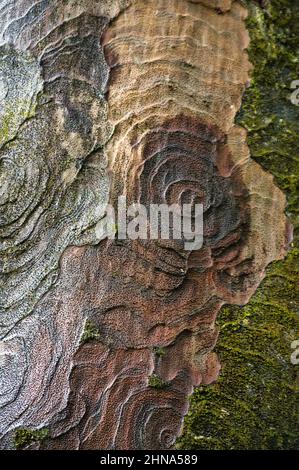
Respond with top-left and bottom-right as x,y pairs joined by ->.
14,428 -> 49,449
80,319 -> 101,344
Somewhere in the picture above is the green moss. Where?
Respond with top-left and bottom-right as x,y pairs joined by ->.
153,346 -> 166,358
14,428 -> 49,450
80,320 -> 101,344
148,374 -> 169,389
178,0 -> 299,450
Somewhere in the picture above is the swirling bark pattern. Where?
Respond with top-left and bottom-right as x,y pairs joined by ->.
0,0 -> 291,449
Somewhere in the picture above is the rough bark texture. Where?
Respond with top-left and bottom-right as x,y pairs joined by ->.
0,0 -> 291,449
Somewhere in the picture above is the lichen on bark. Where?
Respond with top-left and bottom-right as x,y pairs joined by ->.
177,0 -> 299,450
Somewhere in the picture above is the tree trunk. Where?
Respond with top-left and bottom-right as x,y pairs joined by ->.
0,0 -> 290,449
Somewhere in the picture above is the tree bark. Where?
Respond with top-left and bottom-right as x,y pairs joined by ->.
0,0 -> 290,449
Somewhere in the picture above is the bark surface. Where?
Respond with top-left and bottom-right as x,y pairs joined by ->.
0,0 -> 290,449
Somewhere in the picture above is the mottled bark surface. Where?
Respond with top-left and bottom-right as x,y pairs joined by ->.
0,0 -> 291,449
